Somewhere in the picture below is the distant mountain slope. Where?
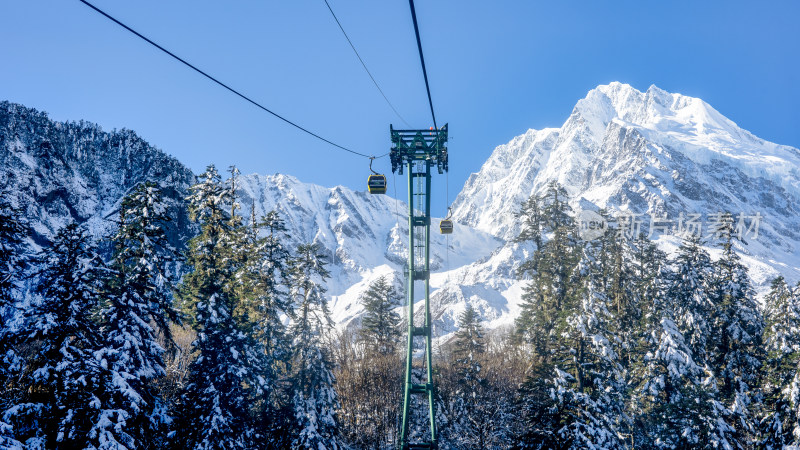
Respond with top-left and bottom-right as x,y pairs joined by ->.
234,173 -> 501,327
0,101 -> 195,251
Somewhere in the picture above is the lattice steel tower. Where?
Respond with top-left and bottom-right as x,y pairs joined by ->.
390,124 -> 448,450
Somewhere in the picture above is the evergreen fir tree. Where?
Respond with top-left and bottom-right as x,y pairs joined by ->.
640,235 -> 737,449
760,277 -> 800,447
514,193 -> 544,250
175,165 -> 268,449
92,181 -> 179,448
514,364 -> 564,450
641,315 -> 731,448
0,188 -> 27,331
514,185 -> 627,448
514,183 -> 581,448
600,227 -> 638,372
237,208 -> 294,445
0,191 -> 27,450
514,182 -> 580,357
445,305 -> 500,448
669,235 -> 715,365
512,192 -> 545,349
358,275 -> 401,355
4,223 -> 105,448
624,233 -> 670,446
288,243 -> 341,449
540,181 -> 573,231
552,231 -> 626,449
708,218 -> 764,444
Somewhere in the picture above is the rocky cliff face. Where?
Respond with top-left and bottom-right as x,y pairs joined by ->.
0,101 -> 196,253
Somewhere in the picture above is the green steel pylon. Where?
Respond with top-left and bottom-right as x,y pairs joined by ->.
390,124 -> 448,450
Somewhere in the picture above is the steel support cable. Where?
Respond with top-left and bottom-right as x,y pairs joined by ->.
77,0 -> 384,159
323,0 -> 411,128
408,0 -> 437,130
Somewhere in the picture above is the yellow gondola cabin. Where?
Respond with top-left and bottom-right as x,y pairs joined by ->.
367,174 -> 387,194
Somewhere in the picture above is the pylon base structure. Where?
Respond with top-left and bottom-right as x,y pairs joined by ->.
391,124 -> 448,450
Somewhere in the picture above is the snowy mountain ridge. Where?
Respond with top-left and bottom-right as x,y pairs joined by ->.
2,82 -> 799,338
233,172 -> 501,327
575,83 -> 800,192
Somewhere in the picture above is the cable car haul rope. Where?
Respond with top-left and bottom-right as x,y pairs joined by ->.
77,0 -> 382,160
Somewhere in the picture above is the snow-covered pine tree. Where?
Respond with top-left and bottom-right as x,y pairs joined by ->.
708,217 -> 764,444
358,275 -> 401,356
92,181 -> 179,448
514,182 -> 580,358
0,187 -> 27,335
247,210 -> 292,358
759,276 -> 800,447
599,227 -> 638,372
288,243 -> 341,450
236,208 -> 294,444
4,223 -> 105,448
176,165 -> 268,449
640,314 -> 730,448
511,192 -> 545,350
513,192 -> 544,250
0,189 -> 27,450
669,235 -> 715,366
640,235 -> 737,449
514,183 -> 580,448
624,233 -> 670,445
550,228 -> 626,449
444,305 -> 502,449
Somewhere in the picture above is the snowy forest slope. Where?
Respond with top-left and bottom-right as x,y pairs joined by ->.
0,101 -> 195,253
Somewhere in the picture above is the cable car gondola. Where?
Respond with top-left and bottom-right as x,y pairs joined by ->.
439,219 -> 453,234
440,207 -> 453,234
367,174 -> 387,194
367,157 -> 387,194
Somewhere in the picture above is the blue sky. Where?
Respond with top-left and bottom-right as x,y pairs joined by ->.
1,1 -> 798,217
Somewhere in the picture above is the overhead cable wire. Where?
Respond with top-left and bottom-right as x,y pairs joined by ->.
77,0 -> 380,159
407,0 -> 437,130
323,0 -> 411,128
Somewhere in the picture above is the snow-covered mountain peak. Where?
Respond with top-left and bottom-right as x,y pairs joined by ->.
428,83 -> 800,337
453,83 -> 800,242
572,82 -> 731,141
571,83 -> 800,189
